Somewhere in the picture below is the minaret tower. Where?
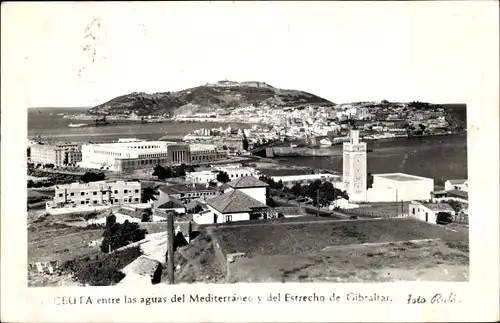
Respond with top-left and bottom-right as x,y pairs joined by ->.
342,129 -> 367,202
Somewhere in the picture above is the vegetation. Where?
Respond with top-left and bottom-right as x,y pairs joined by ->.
242,134 -> 249,151
152,164 -> 196,180
141,186 -> 158,203
101,216 -> 148,253
436,212 -> 453,225
60,246 -> 142,286
216,171 -> 230,183
27,180 -> 54,188
81,171 -> 106,183
259,176 -> 348,207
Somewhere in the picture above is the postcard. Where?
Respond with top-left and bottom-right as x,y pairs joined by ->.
1,1 -> 498,322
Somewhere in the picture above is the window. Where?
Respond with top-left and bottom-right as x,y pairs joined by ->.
81,192 -> 85,196
135,189 -> 139,193
70,193 -> 74,196
81,201 -> 85,205
114,190 -> 118,194
134,198 -> 139,202
85,200 -> 89,204
93,201 -> 98,204
412,208 -> 415,215
58,193 -> 63,197
93,192 -> 97,195
114,199 -> 118,203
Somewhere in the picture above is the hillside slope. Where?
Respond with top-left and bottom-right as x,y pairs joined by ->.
87,81 -> 334,116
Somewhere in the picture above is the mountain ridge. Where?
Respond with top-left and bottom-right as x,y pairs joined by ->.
87,80 -> 335,117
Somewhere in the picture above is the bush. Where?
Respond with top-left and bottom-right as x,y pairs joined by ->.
216,171 -> 230,183
436,212 -> 453,225
101,219 -> 147,253
59,246 -> 142,286
81,172 -> 106,183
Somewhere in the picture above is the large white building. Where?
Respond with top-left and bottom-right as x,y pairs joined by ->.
343,130 -> 367,202
48,180 -> 141,209
367,173 -> 434,202
185,170 -> 218,184
78,140 -> 226,173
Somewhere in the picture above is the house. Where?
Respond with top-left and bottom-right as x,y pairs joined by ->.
328,197 -> 359,210
205,189 -> 270,223
120,256 -> 162,285
153,194 -> 186,214
444,179 -> 468,192
158,184 -> 220,203
224,176 -> 269,205
409,202 -> 455,225
185,200 -> 205,214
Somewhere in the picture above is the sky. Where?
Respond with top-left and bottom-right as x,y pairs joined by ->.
1,1 -> 498,108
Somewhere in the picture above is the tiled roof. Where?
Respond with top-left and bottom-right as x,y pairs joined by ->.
227,176 -> 269,188
207,189 -> 268,214
421,203 -> 455,212
153,194 -> 185,209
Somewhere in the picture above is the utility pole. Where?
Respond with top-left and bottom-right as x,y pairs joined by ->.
166,211 -> 175,285
316,189 -> 320,217
395,189 -> 399,218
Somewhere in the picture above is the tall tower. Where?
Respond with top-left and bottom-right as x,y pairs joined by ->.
343,130 -> 367,202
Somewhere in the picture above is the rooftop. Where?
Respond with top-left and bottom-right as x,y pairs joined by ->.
420,203 -> 455,212
208,189 -> 268,214
446,179 -> 468,185
158,184 -> 218,194
153,194 -> 185,209
374,173 -> 430,182
227,176 -> 269,188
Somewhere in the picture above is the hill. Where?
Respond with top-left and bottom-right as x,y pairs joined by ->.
87,81 -> 334,117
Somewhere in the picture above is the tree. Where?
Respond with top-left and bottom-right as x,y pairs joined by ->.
101,219 -> 147,253
27,180 -> 34,188
141,187 -> 158,203
242,134 -> 249,151
208,180 -> 218,187
142,209 -> 152,222
81,171 -> 106,183
216,171 -> 230,183
436,212 -> 453,225
446,200 -> 462,213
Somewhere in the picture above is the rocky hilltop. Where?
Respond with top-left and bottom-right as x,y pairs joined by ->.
87,81 -> 334,117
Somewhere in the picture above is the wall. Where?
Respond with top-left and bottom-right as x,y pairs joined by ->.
370,177 -> 434,202
236,187 -> 266,205
47,204 -> 113,215
193,211 -> 215,225
52,181 -> 141,206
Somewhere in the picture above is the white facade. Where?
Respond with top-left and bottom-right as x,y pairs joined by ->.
193,210 -> 216,225
79,141 -> 176,171
51,180 -> 141,208
88,212 -> 141,226
343,130 -> 367,202
205,205 -> 251,224
212,164 -> 259,180
329,198 -> 359,210
444,179 -> 468,192
186,170 -> 217,184
409,202 -> 455,225
367,173 -> 434,202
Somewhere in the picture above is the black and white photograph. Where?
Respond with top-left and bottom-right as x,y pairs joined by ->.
1,1 -> 499,322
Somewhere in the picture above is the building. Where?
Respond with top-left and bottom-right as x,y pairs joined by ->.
204,189 -> 270,223
189,144 -> 227,165
49,180 -> 141,208
185,170 -> 218,184
158,184 -> 220,203
152,194 -> 186,214
78,140 -> 190,172
212,164 -> 259,180
342,130 -> 367,202
30,144 -> 82,166
367,173 -> 434,202
270,173 -> 342,188
444,179 -> 468,192
409,202 -> 455,224
224,176 -> 269,205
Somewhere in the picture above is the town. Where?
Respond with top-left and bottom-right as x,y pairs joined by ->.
27,120 -> 469,286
